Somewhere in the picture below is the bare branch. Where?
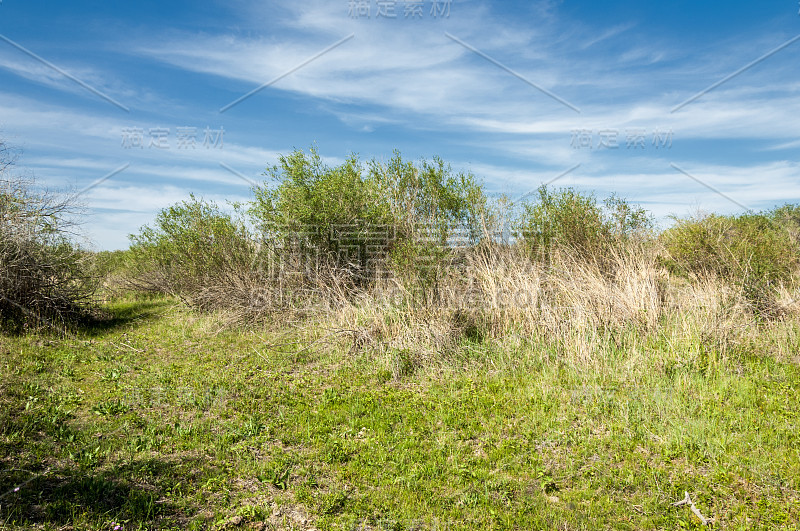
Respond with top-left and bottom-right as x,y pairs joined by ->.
672,491 -> 712,526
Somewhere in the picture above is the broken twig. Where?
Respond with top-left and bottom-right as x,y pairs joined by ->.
672,491 -> 711,526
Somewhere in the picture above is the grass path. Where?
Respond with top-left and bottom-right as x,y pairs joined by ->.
1,297 -> 798,529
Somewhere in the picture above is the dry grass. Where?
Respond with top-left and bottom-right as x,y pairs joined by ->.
124,225 -> 800,380
266,239 -> 800,378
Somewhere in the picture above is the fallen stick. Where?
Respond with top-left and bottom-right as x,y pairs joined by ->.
671,491 -> 711,526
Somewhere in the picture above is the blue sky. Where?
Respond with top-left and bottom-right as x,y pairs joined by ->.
1,0 -> 799,249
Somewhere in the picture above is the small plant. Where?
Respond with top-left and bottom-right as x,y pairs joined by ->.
271,466 -> 291,490
391,348 -> 416,379
238,414 -> 267,438
318,490 -> 348,515
256,460 -> 293,490
324,440 -> 351,464
535,468 -> 558,493
70,445 -> 102,469
101,367 -> 125,382
91,398 -> 130,416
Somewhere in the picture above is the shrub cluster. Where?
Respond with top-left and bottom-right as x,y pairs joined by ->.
249,149 -> 489,288
516,185 -> 652,269
127,196 -> 254,294
661,210 -> 800,315
126,148 -> 492,318
0,169 -> 97,332
120,147 -> 799,324
4,139 -> 799,333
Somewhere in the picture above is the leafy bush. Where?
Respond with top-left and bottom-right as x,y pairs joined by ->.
661,211 -> 800,315
368,151 -> 489,245
770,204 -> 800,245
121,147 -> 493,316
0,161 -> 97,332
127,195 -> 256,303
604,194 -> 653,240
249,148 -> 394,284
368,151 -> 490,296
516,186 -> 651,268
250,148 -> 490,294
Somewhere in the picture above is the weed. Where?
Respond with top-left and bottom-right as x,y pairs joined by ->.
91,398 -> 130,417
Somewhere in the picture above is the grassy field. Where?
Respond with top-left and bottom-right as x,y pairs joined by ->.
4,139 -> 800,529
1,294 -> 798,530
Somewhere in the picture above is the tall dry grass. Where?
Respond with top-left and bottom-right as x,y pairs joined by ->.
117,193 -> 800,374
302,236 -> 799,376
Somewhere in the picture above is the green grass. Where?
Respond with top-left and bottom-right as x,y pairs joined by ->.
1,296 -> 799,530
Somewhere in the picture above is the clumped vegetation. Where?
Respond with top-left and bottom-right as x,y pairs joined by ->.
126,148 -> 491,320
125,195 -> 260,315
2,144 -> 800,529
0,143 -> 98,332
105,147 -> 800,379
120,149 -> 799,342
516,185 -> 652,268
249,148 -> 489,293
661,209 -> 800,316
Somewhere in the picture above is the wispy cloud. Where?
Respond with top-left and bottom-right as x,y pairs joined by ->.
129,1 -> 800,151
2,0 -> 798,250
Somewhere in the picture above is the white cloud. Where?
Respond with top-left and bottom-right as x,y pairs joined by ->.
125,1 -> 800,151
4,0 -> 799,250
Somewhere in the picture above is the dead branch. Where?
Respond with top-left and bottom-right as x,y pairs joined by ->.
672,491 -> 711,526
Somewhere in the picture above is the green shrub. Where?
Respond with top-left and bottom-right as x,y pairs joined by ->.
368,151 -> 489,245
249,148 -> 394,283
127,195 -> 255,298
250,148 -> 490,294
661,211 -> 800,315
368,151 -> 490,296
604,194 -> 653,240
770,204 -> 800,244
123,148 -> 492,314
516,186 -> 651,267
